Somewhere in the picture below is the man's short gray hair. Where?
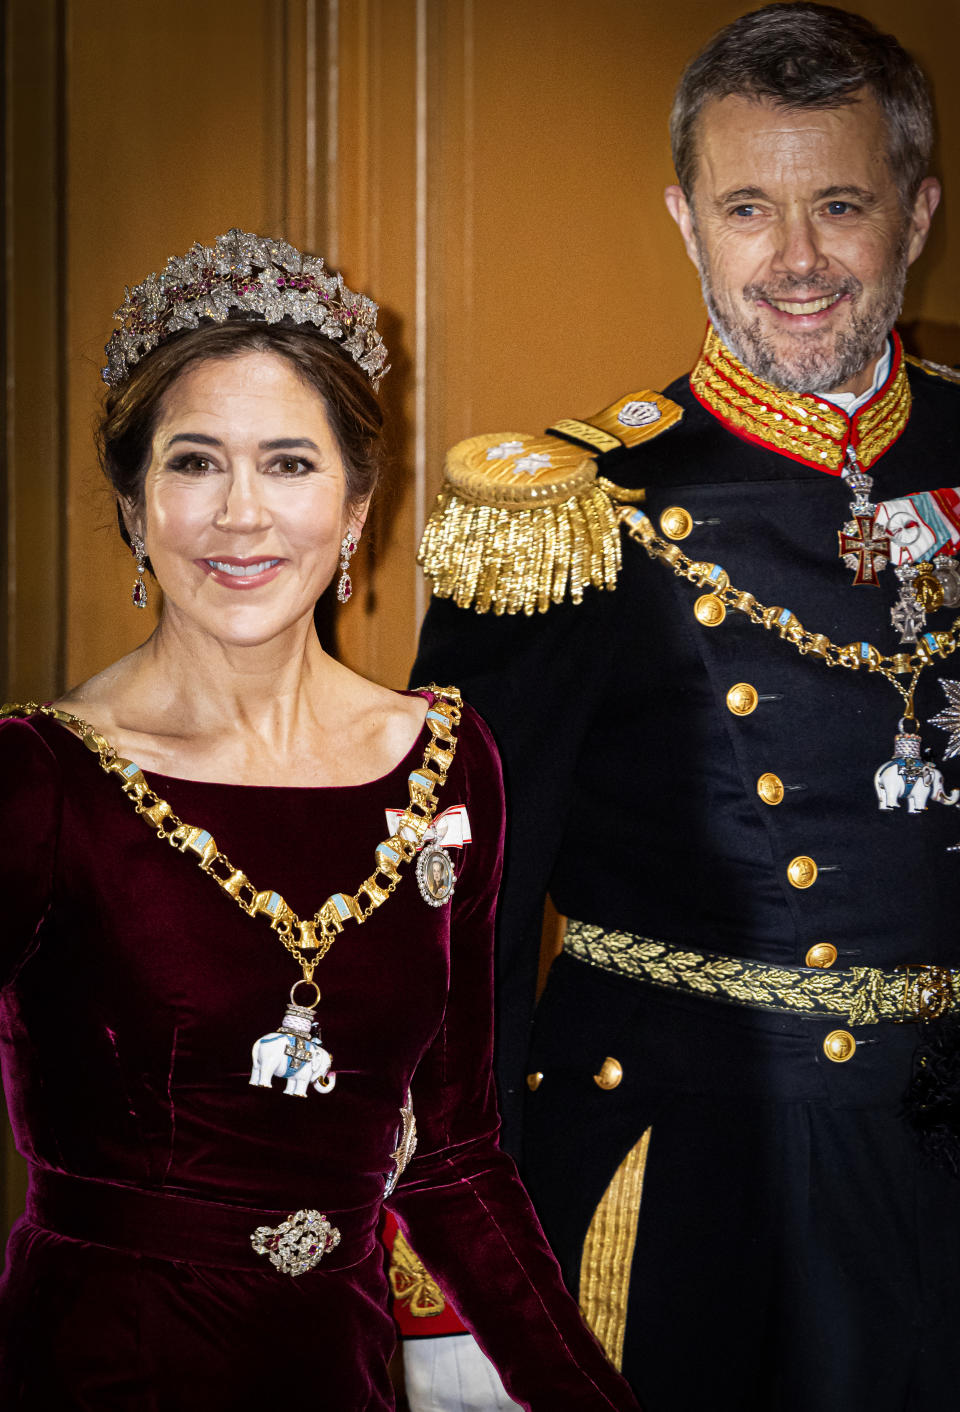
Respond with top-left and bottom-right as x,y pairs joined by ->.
670,3 -> 934,207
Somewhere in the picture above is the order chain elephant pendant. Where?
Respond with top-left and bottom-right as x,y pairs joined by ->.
874,727 -> 960,813
250,991 -> 337,1098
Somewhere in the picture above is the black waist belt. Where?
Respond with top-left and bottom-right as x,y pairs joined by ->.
563,919 -> 960,1026
24,1166 -> 376,1277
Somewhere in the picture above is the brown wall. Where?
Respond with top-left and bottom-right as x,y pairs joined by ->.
3,0 -> 959,1232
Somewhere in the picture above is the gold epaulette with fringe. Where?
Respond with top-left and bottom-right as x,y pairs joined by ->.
906,354 -> 960,386
418,392 -> 682,615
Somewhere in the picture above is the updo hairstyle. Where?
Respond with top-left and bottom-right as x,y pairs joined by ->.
98,318 -> 385,550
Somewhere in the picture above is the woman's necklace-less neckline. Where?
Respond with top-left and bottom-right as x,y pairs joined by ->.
0,687 -> 462,1099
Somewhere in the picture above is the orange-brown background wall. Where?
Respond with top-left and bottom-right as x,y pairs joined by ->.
3,0 -> 958,1231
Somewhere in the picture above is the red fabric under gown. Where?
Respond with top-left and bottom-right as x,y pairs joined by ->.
0,694 -> 637,1411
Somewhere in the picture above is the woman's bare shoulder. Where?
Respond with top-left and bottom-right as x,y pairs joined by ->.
54,653 -> 143,735
338,669 -> 429,767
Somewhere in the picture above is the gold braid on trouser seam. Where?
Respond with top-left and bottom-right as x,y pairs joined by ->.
578,1131 -> 652,1372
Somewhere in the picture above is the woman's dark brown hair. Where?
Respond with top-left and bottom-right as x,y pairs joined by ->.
98,318 -> 384,548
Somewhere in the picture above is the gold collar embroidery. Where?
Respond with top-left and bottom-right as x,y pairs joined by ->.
689,325 -> 911,474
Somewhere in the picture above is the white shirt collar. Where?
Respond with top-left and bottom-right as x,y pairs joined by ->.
817,340 -> 892,417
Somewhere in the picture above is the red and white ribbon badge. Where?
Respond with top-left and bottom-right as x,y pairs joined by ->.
873,487 -> 960,567
384,804 -> 472,850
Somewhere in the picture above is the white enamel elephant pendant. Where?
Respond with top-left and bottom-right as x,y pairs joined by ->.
874,728 -> 960,813
250,997 -> 337,1098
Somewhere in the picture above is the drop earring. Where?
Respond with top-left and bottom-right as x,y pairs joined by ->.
337,531 -> 359,604
131,533 -> 148,609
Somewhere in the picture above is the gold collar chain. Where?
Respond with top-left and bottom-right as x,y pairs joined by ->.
620,509 -> 959,722
0,687 -> 461,983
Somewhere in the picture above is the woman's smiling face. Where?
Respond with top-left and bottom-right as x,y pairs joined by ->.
135,350 -> 364,648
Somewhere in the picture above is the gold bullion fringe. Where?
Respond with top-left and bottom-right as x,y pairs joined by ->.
417,482 -> 622,616
578,1129 -> 652,1371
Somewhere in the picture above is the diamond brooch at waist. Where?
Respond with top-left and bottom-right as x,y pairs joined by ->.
250,1209 -> 341,1277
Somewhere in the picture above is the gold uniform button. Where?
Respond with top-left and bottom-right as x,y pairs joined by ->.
526,1071 -> 543,1091
806,943 -> 838,969
694,593 -> 726,626
787,855 -> 818,889
660,506 -> 694,540
823,1029 -> 856,1063
593,1057 -> 623,1090
726,683 -> 759,716
757,772 -> 785,805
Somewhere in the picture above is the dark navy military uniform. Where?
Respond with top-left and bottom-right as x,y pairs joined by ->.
411,333 -> 960,1412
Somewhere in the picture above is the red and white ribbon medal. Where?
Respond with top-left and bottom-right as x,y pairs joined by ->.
385,805 -> 472,907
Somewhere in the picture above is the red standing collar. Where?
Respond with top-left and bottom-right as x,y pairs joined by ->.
689,325 -> 911,475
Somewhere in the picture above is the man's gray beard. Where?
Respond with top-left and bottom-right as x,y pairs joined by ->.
698,244 -> 909,396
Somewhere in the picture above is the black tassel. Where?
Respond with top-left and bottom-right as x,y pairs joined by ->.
904,1015 -> 960,1179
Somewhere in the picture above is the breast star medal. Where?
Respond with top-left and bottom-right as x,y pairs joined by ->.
931,679 -> 960,760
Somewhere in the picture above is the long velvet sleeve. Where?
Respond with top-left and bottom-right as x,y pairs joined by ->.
0,719 -> 62,988
387,708 -> 639,1411
411,594 -> 614,1151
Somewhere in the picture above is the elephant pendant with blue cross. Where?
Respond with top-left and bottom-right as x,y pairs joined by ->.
874,725 -> 960,814
250,980 -> 337,1098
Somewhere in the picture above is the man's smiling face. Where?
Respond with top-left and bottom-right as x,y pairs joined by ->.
665,91 -> 940,396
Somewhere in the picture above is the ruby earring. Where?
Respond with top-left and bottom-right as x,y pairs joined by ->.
131,533 -> 148,609
337,532 -> 359,604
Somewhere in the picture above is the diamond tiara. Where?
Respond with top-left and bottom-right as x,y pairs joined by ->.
102,228 -> 389,390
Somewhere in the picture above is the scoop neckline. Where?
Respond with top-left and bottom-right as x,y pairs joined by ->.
38,688 -> 436,794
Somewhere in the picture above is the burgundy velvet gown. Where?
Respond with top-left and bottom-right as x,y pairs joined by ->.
0,693 -> 637,1411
